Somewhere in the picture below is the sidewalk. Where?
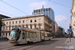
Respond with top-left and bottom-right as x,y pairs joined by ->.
70,38 -> 75,48
0,38 -> 8,42
64,38 -> 75,50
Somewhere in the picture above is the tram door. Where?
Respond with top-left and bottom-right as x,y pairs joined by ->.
21,31 -> 26,43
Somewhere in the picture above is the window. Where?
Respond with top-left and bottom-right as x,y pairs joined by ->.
9,33 -> 10,36
26,25 -> 28,28
33,33 -> 36,38
23,20 -> 24,23
16,31 -> 21,41
6,33 -> 7,37
26,32 -> 30,38
30,32 -> 32,38
36,10 -> 38,13
30,25 -> 32,29
9,26 -> 11,30
39,24 -> 41,28
26,20 -> 28,23
32,33 -> 34,38
6,22 -> 8,24
12,21 -> 14,24
39,19 -> 41,22
3,27 -> 5,30
19,21 -> 21,23
34,25 -> 36,29
6,26 -> 8,30
43,9 -> 45,12
30,20 -> 32,22
22,32 -> 25,39
16,21 -> 17,24
12,26 -> 14,28
19,25 -> 21,27
46,9 -> 48,11
23,26 -> 24,28
49,8 -> 51,11
15,26 -> 17,27
3,33 -> 4,36
34,10 -> 35,13
35,20 -> 36,22
9,22 -> 11,24
41,9 -> 42,11
30,32 -> 33,38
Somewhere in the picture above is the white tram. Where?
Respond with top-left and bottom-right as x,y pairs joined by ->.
9,27 -> 51,45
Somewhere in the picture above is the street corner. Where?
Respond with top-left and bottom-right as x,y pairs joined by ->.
64,38 -> 72,44
55,45 -> 74,50
63,45 -> 74,50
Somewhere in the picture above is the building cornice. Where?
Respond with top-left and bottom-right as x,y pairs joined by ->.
2,14 -> 52,22
71,0 -> 74,13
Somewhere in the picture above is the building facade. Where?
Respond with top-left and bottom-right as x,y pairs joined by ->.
1,14 -> 53,38
71,0 -> 75,37
51,20 -> 55,37
57,27 -> 65,37
32,7 -> 55,21
55,22 -> 58,37
0,14 -> 10,37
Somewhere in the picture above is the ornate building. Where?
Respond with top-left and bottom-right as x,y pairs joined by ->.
71,0 -> 75,37
1,14 -> 53,38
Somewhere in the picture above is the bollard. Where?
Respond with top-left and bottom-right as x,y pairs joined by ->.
69,36 -> 71,42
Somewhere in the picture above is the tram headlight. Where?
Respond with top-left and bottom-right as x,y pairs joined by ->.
9,38 -> 16,41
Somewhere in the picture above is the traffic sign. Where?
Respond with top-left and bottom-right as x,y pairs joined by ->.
68,29 -> 72,33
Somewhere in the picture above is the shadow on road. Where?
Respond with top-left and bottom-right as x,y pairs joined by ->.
15,39 -> 59,46
0,38 -> 67,50
12,40 -> 59,50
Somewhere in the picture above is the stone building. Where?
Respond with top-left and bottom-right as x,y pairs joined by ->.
0,14 -> 10,37
71,0 -> 75,37
1,14 -> 53,38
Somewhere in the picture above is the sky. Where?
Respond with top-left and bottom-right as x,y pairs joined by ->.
0,0 -> 72,32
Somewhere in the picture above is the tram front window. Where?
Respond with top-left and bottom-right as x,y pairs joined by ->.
10,29 -> 18,38
10,30 -> 17,38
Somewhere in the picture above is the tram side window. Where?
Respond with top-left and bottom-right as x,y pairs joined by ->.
30,32 -> 33,38
30,32 -> 32,38
22,32 -> 25,39
26,32 -> 30,38
34,33 -> 36,38
32,33 -> 34,38
16,31 -> 21,41
29,32 -> 36,38
28,32 -> 30,38
47,34 -> 50,37
42,33 -> 44,36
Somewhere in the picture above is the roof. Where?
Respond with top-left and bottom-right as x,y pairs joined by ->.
2,14 -> 52,22
0,14 -> 10,18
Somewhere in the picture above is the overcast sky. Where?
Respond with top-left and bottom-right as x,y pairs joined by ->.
0,0 -> 72,32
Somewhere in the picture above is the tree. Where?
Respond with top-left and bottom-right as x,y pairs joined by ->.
0,20 -> 5,28
0,15 -> 5,36
0,16 -> 5,28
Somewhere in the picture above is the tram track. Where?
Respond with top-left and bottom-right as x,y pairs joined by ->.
0,38 -> 67,50
0,40 -> 50,50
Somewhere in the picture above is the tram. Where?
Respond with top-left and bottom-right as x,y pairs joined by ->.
8,27 -> 51,45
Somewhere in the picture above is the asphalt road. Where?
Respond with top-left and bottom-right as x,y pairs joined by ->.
0,38 -> 67,50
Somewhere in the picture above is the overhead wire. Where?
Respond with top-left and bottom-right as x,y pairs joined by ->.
49,0 -> 71,8
0,11 -> 15,17
0,0 -> 29,15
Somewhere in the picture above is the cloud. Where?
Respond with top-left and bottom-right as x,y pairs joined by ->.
55,15 -> 67,22
30,1 -> 46,8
